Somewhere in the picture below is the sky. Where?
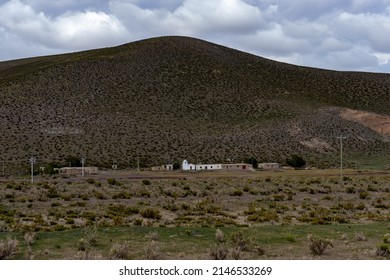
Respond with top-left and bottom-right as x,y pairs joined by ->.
1,0 -> 390,72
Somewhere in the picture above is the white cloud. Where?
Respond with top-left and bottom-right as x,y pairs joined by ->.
0,0 -> 128,54
335,11 -> 390,53
0,0 -> 390,72
110,0 -> 265,38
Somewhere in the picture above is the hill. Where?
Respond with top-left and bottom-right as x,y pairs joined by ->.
0,36 -> 389,171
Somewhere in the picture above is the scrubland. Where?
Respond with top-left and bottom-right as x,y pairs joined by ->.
1,170 -> 389,259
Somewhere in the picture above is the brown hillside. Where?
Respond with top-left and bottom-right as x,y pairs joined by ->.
0,36 -> 389,170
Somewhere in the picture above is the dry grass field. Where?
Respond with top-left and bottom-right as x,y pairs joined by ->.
1,169 -> 389,260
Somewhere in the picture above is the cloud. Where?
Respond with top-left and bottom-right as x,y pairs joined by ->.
110,0 -> 265,37
0,0 -> 128,55
0,0 -> 390,72
334,10 -> 390,53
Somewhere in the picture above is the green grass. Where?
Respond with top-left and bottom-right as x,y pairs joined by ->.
1,223 -> 388,259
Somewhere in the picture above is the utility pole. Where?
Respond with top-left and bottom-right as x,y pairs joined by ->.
29,157 -> 36,183
337,135 -> 346,181
81,157 -> 86,177
112,160 -> 117,174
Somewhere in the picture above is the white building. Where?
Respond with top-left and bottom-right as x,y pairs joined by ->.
182,160 -> 221,171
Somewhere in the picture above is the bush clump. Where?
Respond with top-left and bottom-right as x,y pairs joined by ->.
109,243 -> 132,260
209,244 -> 229,260
307,234 -> 333,255
376,244 -> 390,258
0,237 -> 19,260
140,208 -> 161,220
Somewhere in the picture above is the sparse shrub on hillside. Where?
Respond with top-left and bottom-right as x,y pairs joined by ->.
140,208 -> 161,220
346,186 -> 356,194
230,190 -> 243,196
359,191 -> 369,199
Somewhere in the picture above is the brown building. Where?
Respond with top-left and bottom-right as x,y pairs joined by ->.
258,163 -> 280,170
221,163 -> 253,170
59,166 -> 98,176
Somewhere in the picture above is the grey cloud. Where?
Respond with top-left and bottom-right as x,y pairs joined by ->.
0,0 -> 389,72
0,0 -> 128,51
110,0 -> 266,38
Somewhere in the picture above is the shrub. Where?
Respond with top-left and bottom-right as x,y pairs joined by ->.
140,208 -> 161,220
209,244 -> 228,260
215,229 -> 224,243
230,190 -> 243,196
112,191 -> 132,199
376,244 -> 390,257
93,191 -> 106,200
346,186 -> 356,194
383,233 -> 390,244
107,178 -> 120,186
359,191 -> 369,199
24,232 -> 37,246
144,240 -> 160,260
54,225 -> 67,231
286,154 -> 306,168
78,238 -> 89,251
229,231 -> 255,252
230,247 -> 242,260
142,179 -> 151,186
86,178 -> 95,184
283,232 -> 297,243
355,232 -> 367,241
0,237 -> 19,260
133,219 -> 143,226
356,203 -> 366,210
109,243 -> 132,260
307,234 -> 333,255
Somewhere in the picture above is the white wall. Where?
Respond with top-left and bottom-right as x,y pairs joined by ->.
182,160 -> 221,171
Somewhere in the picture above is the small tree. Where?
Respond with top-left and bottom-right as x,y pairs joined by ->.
244,157 -> 258,169
286,154 -> 306,168
172,162 -> 181,170
65,156 -> 81,167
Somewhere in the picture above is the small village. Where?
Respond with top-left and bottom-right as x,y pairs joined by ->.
56,159 -> 281,177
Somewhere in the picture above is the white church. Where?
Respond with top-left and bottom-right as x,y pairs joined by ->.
181,159 -> 252,171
